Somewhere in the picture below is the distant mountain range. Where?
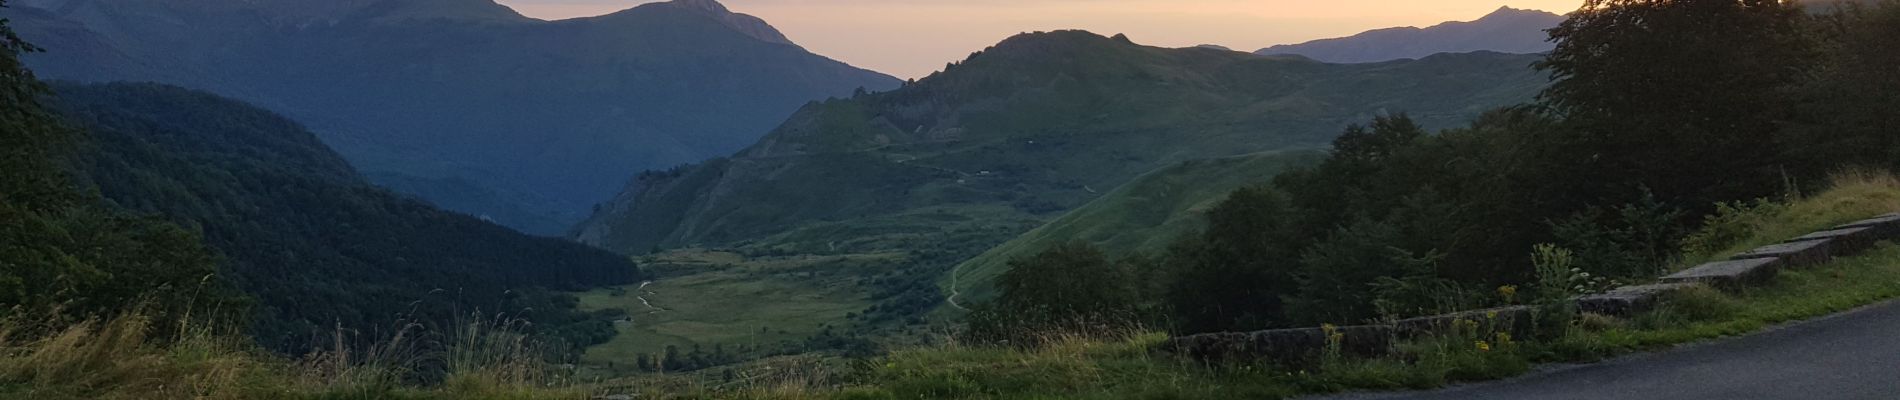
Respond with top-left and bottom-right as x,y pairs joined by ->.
571,31 -> 1550,260
9,0 -> 900,234
1258,7 -> 1565,63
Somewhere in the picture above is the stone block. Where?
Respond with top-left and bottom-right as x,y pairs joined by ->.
1732,239 -> 1832,268
1163,325 -> 1393,363
1835,213 -> 1900,240
1162,332 -> 1251,362
1575,282 -> 1701,315
1787,226 -> 1878,258
1393,305 -> 1536,338
1661,257 -> 1781,289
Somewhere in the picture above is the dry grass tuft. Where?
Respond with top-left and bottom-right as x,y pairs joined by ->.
0,311 -> 277,400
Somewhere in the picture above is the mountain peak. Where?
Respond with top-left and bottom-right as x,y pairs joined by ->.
1479,6 -> 1560,20
655,0 -> 795,46
1255,7 -> 1563,63
991,30 -> 1120,51
669,0 -> 734,14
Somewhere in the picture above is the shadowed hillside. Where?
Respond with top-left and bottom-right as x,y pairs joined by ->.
9,0 -> 900,234
50,82 -> 642,351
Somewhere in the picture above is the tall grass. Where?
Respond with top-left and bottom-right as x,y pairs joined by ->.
0,310 -> 279,399
1679,169 -> 1900,266
0,307 -> 599,400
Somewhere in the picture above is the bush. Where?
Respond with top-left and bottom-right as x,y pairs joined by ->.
1550,192 -> 1687,282
1680,199 -> 1788,259
964,243 -> 1142,345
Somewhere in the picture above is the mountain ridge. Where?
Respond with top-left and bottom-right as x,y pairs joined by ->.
656,0 -> 796,45
572,30 -> 1550,259
10,0 -> 900,234
1257,6 -> 1564,63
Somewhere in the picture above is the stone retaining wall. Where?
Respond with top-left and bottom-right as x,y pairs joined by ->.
1161,325 -> 1394,364
1164,212 -> 1900,362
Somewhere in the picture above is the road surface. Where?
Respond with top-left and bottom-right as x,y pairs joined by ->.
1318,300 -> 1900,400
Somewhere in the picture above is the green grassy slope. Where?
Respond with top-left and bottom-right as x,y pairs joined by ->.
949,149 -> 1327,301
572,250 -> 907,376
573,31 -> 1548,258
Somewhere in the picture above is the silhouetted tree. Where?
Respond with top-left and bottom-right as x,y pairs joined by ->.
1538,0 -> 1813,208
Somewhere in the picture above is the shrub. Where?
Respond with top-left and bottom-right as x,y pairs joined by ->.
1680,199 -> 1788,259
1550,192 -> 1687,282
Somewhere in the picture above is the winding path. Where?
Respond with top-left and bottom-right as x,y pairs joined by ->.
945,268 -> 970,311
1315,300 -> 1900,400
635,281 -> 666,313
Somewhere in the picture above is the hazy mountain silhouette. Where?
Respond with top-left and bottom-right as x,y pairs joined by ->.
10,0 -> 900,234
1257,7 -> 1564,63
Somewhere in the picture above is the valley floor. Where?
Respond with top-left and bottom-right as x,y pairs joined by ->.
572,250 -> 905,377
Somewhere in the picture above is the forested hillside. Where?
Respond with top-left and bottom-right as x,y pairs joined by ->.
971,0 -> 1900,340
574,31 -> 1548,258
9,0 -> 899,234
0,24 -> 229,334
48,83 -> 643,352
950,149 -> 1327,300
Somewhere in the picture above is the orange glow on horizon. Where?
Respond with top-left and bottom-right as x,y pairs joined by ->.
496,0 -> 1587,78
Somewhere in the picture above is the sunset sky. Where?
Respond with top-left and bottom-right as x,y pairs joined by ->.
494,0 -> 1586,78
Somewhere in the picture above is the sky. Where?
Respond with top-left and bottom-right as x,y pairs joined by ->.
494,0 -> 1586,79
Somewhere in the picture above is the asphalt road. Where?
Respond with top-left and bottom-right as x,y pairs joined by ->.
1317,300 -> 1900,400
